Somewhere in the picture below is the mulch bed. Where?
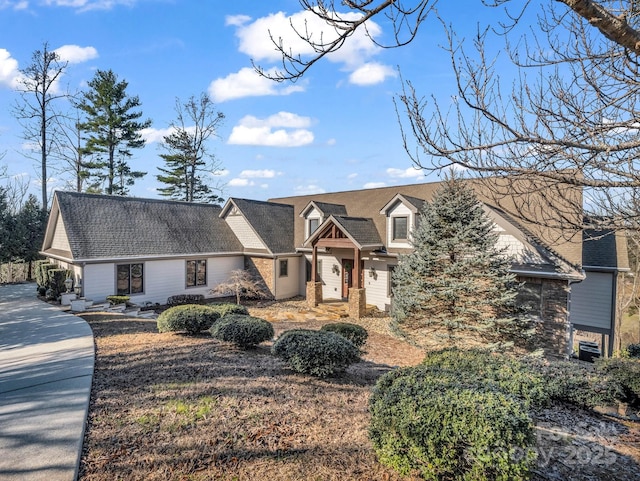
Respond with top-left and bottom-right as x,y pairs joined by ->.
77,303 -> 640,481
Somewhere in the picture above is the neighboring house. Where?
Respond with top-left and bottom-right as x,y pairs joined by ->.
41,179 -> 628,358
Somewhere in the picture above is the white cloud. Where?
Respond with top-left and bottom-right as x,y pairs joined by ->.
0,49 -> 22,89
227,9 -> 395,85
347,173 -> 358,180
386,167 -> 424,179
326,138 -> 336,146
0,1 -> 28,10
239,169 -> 278,179
349,62 -> 396,86
141,127 -> 175,144
54,45 -> 98,64
294,184 -> 326,195
41,0 -> 137,11
229,178 -> 255,187
225,14 -> 251,27
208,67 -> 305,102
363,182 -> 386,189
228,112 -> 314,147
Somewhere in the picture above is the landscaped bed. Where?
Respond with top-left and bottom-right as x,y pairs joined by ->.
77,301 -> 640,481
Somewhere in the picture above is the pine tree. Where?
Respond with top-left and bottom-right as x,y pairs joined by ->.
14,195 -> 46,280
156,94 -> 225,204
391,174 -> 522,347
78,69 -> 151,195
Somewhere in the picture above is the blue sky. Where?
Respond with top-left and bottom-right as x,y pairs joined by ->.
0,0 -> 533,203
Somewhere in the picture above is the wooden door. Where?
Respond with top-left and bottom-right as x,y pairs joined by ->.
341,259 -> 353,298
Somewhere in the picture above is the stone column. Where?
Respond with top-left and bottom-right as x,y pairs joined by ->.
307,281 -> 323,307
348,287 -> 366,319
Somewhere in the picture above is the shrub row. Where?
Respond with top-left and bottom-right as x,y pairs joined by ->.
157,304 -> 221,335
166,294 -> 205,306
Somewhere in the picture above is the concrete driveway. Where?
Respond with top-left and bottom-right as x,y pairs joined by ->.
0,283 -> 94,481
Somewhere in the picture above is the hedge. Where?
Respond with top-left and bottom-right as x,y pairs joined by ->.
209,314 -> 274,348
157,304 -> 221,335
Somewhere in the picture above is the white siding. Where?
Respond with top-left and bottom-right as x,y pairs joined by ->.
318,253 -> 342,300
224,215 -> 266,250
82,256 -> 244,304
84,263 -> 115,302
570,271 -> 614,330
304,207 -> 323,239
51,215 -> 71,252
362,260 -> 394,311
274,256 -> 300,300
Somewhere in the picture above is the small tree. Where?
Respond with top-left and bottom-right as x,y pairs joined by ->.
211,269 -> 267,304
156,94 -> 225,204
392,173 -> 521,347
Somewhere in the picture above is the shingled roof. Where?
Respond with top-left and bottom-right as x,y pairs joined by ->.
223,198 -> 295,254
583,229 -> 630,270
43,192 -> 243,261
303,215 -> 383,249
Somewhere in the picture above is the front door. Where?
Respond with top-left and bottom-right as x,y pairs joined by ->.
341,259 -> 353,298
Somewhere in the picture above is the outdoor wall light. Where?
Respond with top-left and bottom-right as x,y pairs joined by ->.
74,280 -> 82,296
64,277 -> 74,293
369,267 -> 377,280
332,264 -> 340,275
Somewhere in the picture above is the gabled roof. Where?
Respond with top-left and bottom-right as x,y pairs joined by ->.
42,191 -> 243,262
221,198 -> 295,254
379,193 -> 427,215
303,215 -> 383,250
299,200 -> 347,218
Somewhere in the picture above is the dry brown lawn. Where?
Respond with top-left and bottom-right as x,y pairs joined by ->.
78,302 -> 640,481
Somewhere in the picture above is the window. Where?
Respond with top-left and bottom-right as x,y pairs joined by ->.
279,259 -> 288,277
392,216 -> 408,240
308,218 -> 320,236
186,259 -> 207,287
116,263 -> 144,295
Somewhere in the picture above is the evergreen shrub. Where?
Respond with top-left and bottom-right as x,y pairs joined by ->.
320,322 -> 368,348
421,348 -> 548,407
157,304 -> 220,335
626,343 -> 640,358
34,260 -> 51,287
208,303 -> 249,317
271,329 -> 360,377
107,295 -> 130,306
369,365 -> 536,481
523,358 -> 617,409
597,357 -> 640,407
47,268 -> 69,299
209,314 -> 274,348
166,294 -> 205,306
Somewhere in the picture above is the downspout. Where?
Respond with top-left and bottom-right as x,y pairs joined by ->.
567,273 -> 585,359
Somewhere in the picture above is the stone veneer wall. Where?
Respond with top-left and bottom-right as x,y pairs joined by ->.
245,257 -> 274,298
518,276 -> 571,359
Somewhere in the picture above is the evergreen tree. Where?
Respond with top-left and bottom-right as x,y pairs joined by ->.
14,195 -> 46,280
0,187 -> 14,263
391,174 -> 522,347
78,69 -> 151,195
156,94 -> 225,204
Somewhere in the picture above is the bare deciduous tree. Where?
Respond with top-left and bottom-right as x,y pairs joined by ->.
13,42 -> 68,212
211,269 -> 268,305
259,1 -> 640,232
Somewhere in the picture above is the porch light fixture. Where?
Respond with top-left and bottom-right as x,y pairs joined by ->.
64,277 -> 74,293
74,280 -> 82,296
368,267 -> 377,280
332,264 -> 340,275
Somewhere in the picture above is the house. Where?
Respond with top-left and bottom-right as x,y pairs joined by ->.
41,178 -> 628,358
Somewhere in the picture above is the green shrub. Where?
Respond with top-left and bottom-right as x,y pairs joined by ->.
167,294 -> 205,306
34,260 -> 51,287
207,303 -> 249,317
157,304 -> 221,335
321,322 -> 368,348
420,348 -> 548,407
369,366 -> 536,481
209,314 -> 274,348
106,295 -> 130,306
626,343 -> 640,358
47,268 -> 70,299
597,357 -> 640,407
37,286 -> 46,297
523,358 -> 617,409
271,329 -> 361,377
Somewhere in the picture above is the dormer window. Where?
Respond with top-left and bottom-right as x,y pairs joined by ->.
309,218 -> 320,235
392,216 -> 408,241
